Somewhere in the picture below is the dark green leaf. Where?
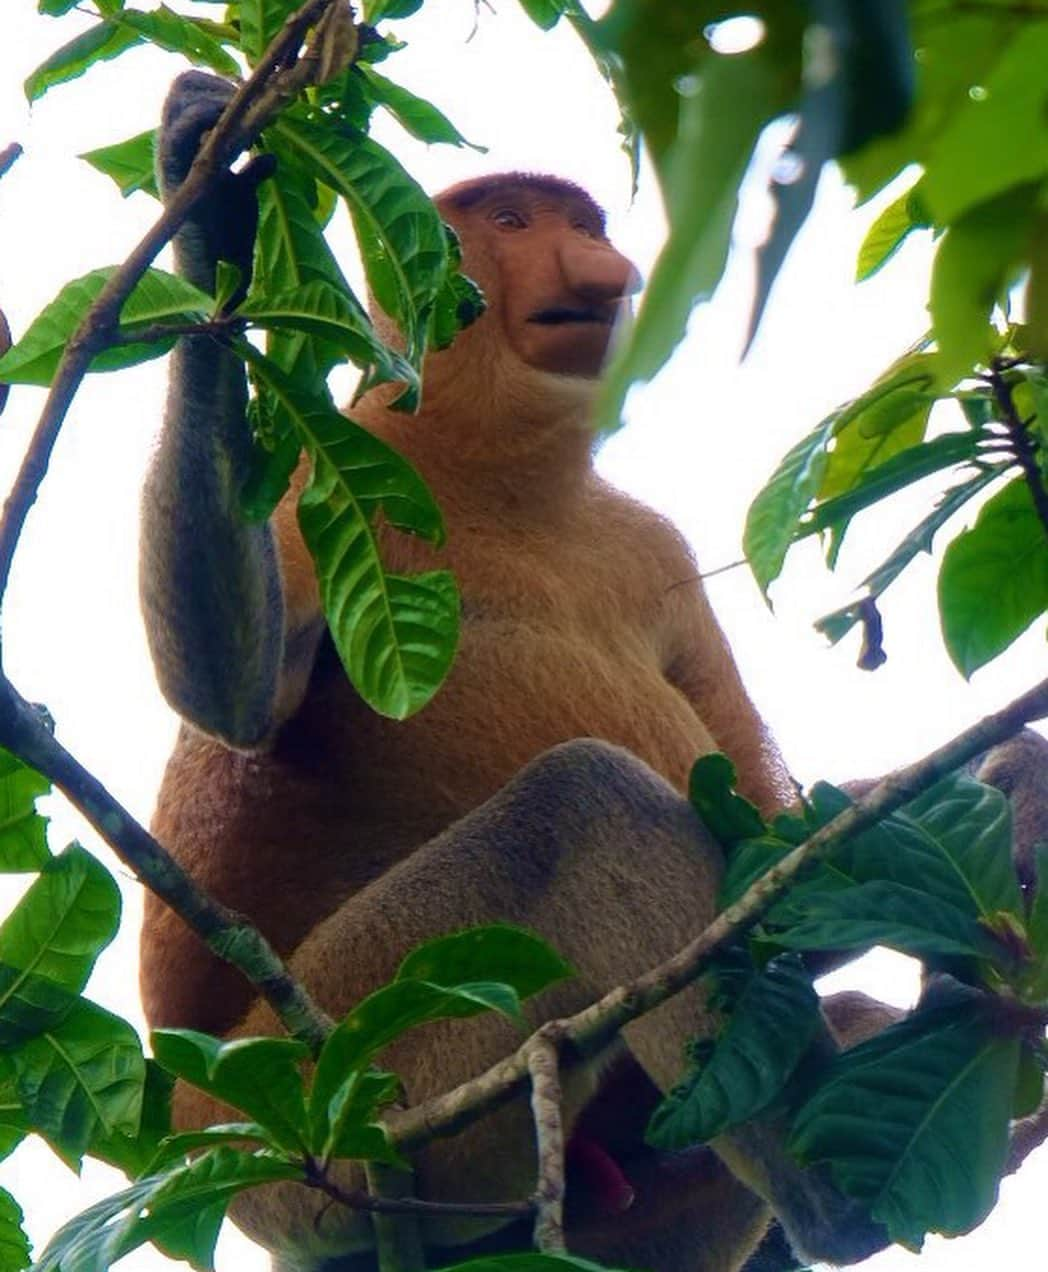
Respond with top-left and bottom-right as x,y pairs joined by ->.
938,477 -> 1048,676
360,66 -> 484,151
152,1030 -> 310,1153
80,129 -> 159,199
688,754 -> 766,847
12,998 -> 145,1168
0,749 -> 50,872
515,0 -> 566,30
0,268 -> 212,386
1013,1043 -> 1044,1118
147,1122 -> 274,1170
89,1059 -> 173,1177
25,21 -> 141,102
116,5 -> 239,75
319,1068 -> 402,1163
1027,842 -> 1048,963
769,880 -> 1000,962
0,844 -> 120,994
790,997 -> 1019,1247
0,966 -> 77,1049
744,416 -> 836,595
647,955 -> 820,1147
242,348 -> 458,719
929,187 -> 1033,386
272,117 -> 449,367
0,1058 -> 28,1164
0,1189 -> 30,1272
38,0 -> 82,13
397,926 -> 572,1000
364,0 -> 423,20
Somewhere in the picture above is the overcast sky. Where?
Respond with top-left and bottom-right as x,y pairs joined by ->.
0,3 -> 1044,1270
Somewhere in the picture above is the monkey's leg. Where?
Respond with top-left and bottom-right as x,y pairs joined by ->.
195,741 -> 885,1269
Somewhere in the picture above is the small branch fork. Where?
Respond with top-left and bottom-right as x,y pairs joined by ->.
986,358 -> 1048,542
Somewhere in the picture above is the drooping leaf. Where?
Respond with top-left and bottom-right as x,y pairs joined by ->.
856,180 -> 931,282
397,926 -> 572,1001
24,21 -> 141,102
790,997 -> 1019,1248
0,1189 -> 30,1272
12,998 -> 145,1168
0,750 -> 50,873
116,5 -> 239,75
647,955 -> 820,1147
688,754 -> 766,848
0,268 -> 212,386
928,187 -> 1033,386
89,1058 -> 173,1177
0,844 -> 120,995
151,1030 -> 310,1154
80,129 -> 159,199
938,477 -> 1048,676
272,117 -> 449,367
360,66 -> 485,151
241,348 -> 459,718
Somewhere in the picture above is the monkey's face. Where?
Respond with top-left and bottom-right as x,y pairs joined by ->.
439,178 -> 641,381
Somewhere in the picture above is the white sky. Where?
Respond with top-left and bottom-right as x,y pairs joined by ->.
0,3 -> 1045,1270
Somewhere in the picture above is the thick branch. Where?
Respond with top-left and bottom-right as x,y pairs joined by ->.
388,675 -> 1048,1152
0,0 -> 346,613
0,681 -> 333,1053
527,1029 -> 567,1254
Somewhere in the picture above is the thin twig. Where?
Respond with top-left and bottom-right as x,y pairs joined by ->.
387,676 -> 1048,1152
0,0 -> 344,616
0,680 -> 333,1053
988,360 -> 1048,541
527,1029 -> 567,1254
305,1158 -> 532,1220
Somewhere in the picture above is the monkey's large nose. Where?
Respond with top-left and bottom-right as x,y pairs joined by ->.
558,241 -> 643,305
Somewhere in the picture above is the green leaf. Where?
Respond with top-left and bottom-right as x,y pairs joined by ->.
0,1189 -> 30,1272
80,128 -> 159,199
744,415 -> 837,596
12,998 -> 145,1168
790,997 -> 1019,1248
272,117 -> 450,367
242,348 -> 458,718
0,1058 -> 28,1164
647,955 -> 820,1147
397,926 -> 572,1001
116,5 -> 239,75
0,845 -> 119,993
1027,842 -> 1048,963
364,0 -> 423,21
0,966 -> 77,1049
930,186 -> 1033,386
241,279 -> 418,396
34,1148 -> 301,1272
240,0 -> 300,62
24,21 -> 141,102
688,754 -> 766,848
856,180 -> 931,282
515,0 -> 567,29
318,1068 -> 402,1163
147,1122 -> 275,1170
151,1030 -> 310,1154
768,880 -> 1000,963
0,268 -> 212,386
360,66 -> 484,151
596,39 -> 790,429
0,749 -> 50,872
38,0 -> 83,14
818,389 -> 933,505
922,23 -> 1048,225
89,1058 -> 173,1177
938,477 -> 1048,676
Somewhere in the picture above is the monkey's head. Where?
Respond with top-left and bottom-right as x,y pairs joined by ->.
435,173 -> 640,383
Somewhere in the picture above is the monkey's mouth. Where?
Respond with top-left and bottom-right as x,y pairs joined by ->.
528,306 -> 615,326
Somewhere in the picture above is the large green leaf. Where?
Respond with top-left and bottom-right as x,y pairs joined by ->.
11,998 -> 145,1168
928,187 -> 1033,386
0,844 -> 120,993
0,268 -> 212,386
239,0 -> 300,63
360,66 -> 484,151
688,754 -> 766,848
938,477 -> 1048,676
398,926 -> 571,1002
88,1058 -> 173,1177
790,997 -> 1019,1248
0,1058 -> 28,1165
272,117 -> 449,366
0,966 -> 77,1049
647,955 -> 820,1147
151,1030 -> 309,1154
0,750 -> 50,873
24,21 -> 141,101
79,129 -> 159,200
116,5 -> 239,75
0,1189 -> 30,1272
320,1068 -> 402,1163
34,1148 -> 301,1272
242,348 -> 458,718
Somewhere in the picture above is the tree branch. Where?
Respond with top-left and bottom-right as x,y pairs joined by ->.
1007,1092 -> 1048,1174
989,359 -> 1048,541
0,680 -> 333,1053
387,675 -> 1048,1152
0,0 -> 348,614
527,1029 -> 568,1254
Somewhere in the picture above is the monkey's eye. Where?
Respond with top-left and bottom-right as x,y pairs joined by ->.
492,208 -> 528,230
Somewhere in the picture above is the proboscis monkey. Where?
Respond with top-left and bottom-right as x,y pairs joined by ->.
138,72 -> 1046,1272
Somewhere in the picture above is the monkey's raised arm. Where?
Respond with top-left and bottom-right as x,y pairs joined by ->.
140,74 -> 288,749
